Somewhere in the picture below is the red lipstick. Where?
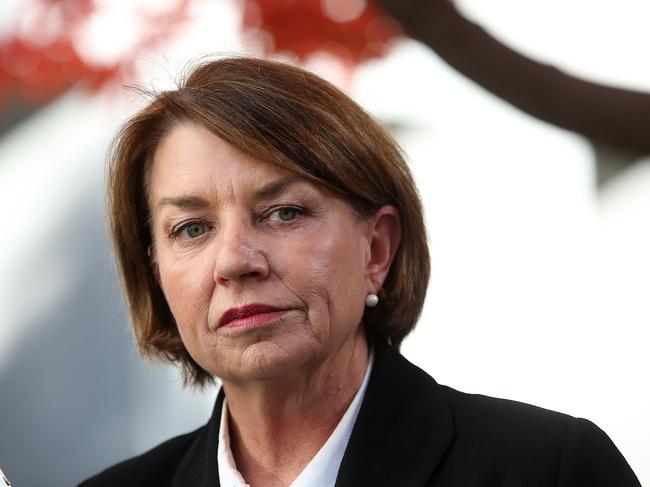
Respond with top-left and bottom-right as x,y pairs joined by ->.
218,304 -> 287,329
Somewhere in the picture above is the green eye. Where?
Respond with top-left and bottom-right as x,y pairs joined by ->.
277,207 -> 298,221
184,223 -> 206,238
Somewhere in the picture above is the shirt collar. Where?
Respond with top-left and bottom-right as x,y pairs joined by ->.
217,349 -> 375,487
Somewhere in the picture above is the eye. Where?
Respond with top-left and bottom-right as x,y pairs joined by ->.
260,205 -> 305,225
276,207 -> 299,221
171,221 -> 209,240
184,222 -> 207,238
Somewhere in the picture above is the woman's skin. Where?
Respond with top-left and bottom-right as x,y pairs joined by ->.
147,123 -> 401,486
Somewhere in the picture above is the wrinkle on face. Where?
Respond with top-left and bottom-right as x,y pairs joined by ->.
148,123 -> 373,383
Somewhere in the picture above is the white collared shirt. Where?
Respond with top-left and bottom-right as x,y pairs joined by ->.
217,350 -> 374,487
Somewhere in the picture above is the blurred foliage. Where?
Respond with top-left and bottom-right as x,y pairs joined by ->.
0,0 -> 402,111
0,0 -> 192,107
242,0 -> 402,64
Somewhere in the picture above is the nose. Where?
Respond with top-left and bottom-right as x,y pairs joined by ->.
213,216 -> 269,285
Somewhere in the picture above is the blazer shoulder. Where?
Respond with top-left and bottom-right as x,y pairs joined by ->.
557,417 -> 641,486
440,384 -> 573,436
436,385 -> 640,486
78,427 -> 203,487
440,385 -> 571,466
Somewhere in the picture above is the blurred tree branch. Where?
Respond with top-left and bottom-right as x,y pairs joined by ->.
379,0 -> 650,181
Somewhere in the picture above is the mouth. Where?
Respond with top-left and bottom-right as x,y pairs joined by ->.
217,304 -> 289,329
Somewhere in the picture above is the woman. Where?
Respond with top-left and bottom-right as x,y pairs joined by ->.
81,57 -> 640,486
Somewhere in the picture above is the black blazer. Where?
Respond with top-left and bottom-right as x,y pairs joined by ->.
80,341 -> 641,486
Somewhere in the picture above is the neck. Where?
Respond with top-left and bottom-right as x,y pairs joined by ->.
222,328 -> 369,487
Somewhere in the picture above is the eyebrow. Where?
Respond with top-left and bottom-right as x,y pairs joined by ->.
254,176 -> 303,200
156,195 -> 211,210
155,176 -> 303,210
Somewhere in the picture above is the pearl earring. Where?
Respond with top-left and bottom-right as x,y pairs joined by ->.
365,293 -> 379,307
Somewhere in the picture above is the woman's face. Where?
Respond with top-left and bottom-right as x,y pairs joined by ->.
148,123 -> 377,382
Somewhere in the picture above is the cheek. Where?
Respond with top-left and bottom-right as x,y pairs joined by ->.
327,238 -> 368,314
286,230 -> 367,333
157,251 -> 214,335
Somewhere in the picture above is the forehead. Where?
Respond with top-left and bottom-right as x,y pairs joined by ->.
149,123 -> 295,203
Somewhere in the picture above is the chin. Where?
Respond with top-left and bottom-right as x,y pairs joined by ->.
217,338 -> 322,383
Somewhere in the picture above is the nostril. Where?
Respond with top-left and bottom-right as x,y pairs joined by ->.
213,245 -> 270,284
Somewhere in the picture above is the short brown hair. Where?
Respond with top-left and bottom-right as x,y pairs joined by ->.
109,57 -> 430,386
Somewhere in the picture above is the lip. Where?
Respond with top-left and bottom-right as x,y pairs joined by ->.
217,304 -> 288,329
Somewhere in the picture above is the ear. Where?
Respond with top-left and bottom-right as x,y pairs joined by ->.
364,205 -> 402,293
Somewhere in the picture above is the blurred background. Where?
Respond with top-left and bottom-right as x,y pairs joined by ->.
0,0 -> 648,485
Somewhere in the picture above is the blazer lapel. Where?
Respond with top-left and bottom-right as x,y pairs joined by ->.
335,340 -> 455,487
172,388 -> 225,487
168,342 -> 453,487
